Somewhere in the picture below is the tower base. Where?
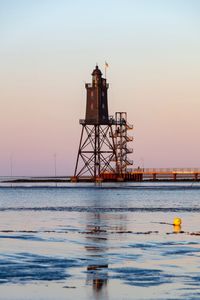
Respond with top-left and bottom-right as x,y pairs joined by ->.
74,123 -> 117,180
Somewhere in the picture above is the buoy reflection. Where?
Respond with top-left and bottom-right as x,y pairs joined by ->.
173,225 -> 181,233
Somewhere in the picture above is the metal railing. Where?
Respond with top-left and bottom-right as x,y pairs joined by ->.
85,83 -> 92,88
125,135 -> 133,142
126,122 -> 133,130
125,147 -> 133,154
133,168 -> 200,173
79,119 -> 86,124
125,159 -> 133,165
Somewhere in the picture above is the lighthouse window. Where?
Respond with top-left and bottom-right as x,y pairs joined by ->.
102,103 -> 105,109
91,91 -> 94,97
102,91 -> 104,97
91,103 -> 94,110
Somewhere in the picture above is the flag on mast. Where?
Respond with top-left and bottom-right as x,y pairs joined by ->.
105,61 -> 109,78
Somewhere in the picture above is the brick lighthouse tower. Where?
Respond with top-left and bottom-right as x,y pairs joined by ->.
73,65 -> 117,181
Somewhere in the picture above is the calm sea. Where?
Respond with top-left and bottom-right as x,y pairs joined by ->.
0,182 -> 200,299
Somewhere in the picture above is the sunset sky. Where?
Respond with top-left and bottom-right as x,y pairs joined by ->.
0,0 -> 200,176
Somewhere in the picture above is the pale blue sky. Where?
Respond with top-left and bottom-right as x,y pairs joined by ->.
0,0 -> 200,175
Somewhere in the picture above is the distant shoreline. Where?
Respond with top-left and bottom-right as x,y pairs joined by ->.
2,177 -> 200,183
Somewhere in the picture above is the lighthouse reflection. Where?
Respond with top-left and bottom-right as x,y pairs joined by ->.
85,213 -> 108,296
87,264 -> 108,292
84,211 -> 127,297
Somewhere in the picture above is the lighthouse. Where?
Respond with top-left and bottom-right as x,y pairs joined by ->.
73,66 -> 117,181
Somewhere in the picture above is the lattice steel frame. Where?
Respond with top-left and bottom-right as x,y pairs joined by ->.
74,124 -> 117,179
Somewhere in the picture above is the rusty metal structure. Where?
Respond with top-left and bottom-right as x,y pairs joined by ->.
113,112 -> 133,177
73,66 -> 133,181
73,66 -> 117,180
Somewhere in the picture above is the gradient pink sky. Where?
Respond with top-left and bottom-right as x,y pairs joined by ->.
0,0 -> 200,176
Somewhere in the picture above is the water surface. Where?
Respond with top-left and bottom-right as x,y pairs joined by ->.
0,183 -> 200,299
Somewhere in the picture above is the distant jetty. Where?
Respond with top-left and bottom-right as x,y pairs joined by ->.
2,168 -> 200,184
2,177 -> 71,183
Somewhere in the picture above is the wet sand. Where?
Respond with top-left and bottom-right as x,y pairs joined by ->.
0,183 -> 200,299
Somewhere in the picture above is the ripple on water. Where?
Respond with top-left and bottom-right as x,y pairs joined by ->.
110,267 -> 173,287
128,241 -> 200,250
0,253 -> 78,284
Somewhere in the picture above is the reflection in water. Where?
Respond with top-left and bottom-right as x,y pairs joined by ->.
85,213 -> 108,297
87,264 -> 108,293
1,186 -> 200,299
84,211 -> 127,298
173,225 -> 182,233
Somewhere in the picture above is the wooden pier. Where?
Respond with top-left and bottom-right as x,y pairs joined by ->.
71,168 -> 200,182
131,168 -> 200,181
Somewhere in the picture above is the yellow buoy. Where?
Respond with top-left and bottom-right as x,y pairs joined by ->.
173,217 -> 182,226
173,225 -> 181,233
